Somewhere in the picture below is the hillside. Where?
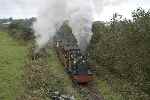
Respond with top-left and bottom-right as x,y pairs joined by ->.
0,32 -> 83,100
0,32 -> 27,100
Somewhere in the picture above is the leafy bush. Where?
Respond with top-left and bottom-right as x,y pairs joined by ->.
89,8 -> 150,97
8,18 -> 35,41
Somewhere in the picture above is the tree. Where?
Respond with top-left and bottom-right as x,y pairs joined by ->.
88,8 -> 150,98
8,19 -> 35,41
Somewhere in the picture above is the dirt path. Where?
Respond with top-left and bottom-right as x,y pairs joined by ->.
17,49 -> 50,100
86,83 -> 104,100
74,81 -> 104,100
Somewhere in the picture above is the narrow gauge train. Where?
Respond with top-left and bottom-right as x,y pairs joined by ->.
54,40 -> 93,84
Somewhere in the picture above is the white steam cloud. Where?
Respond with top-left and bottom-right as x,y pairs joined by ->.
33,0 -> 127,50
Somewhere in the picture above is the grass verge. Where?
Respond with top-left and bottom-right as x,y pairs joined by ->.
0,32 -> 27,100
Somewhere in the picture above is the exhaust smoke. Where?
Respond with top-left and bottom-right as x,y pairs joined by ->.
33,0 -> 127,51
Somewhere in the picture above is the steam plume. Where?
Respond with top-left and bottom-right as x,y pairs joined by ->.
33,0 -> 127,50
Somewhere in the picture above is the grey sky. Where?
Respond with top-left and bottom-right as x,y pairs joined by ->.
0,0 -> 39,18
0,0 -> 149,21
96,0 -> 150,21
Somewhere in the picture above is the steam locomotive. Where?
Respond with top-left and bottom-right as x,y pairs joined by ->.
54,39 -> 93,84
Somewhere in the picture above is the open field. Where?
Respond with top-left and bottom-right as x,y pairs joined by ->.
0,32 -> 27,100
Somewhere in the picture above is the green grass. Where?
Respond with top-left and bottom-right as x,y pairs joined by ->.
96,79 -> 124,100
0,32 -> 27,100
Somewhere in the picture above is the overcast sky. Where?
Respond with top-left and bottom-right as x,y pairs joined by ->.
97,0 -> 150,21
0,0 -> 149,21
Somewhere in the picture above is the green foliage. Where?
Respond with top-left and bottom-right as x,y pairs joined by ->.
8,18 -> 35,41
132,8 -> 150,34
97,80 -> 123,100
0,32 -> 27,100
89,8 -> 150,99
54,21 -> 77,45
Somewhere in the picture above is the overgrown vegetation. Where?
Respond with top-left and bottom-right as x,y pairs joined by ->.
89,8 -> 150,99
54,21 -> 77,45
8,18 -> 35,41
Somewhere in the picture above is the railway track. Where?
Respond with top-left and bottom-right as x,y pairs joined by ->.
75,82 -> 104,100
54,38 -> 104,100
86,84 -> 103,100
